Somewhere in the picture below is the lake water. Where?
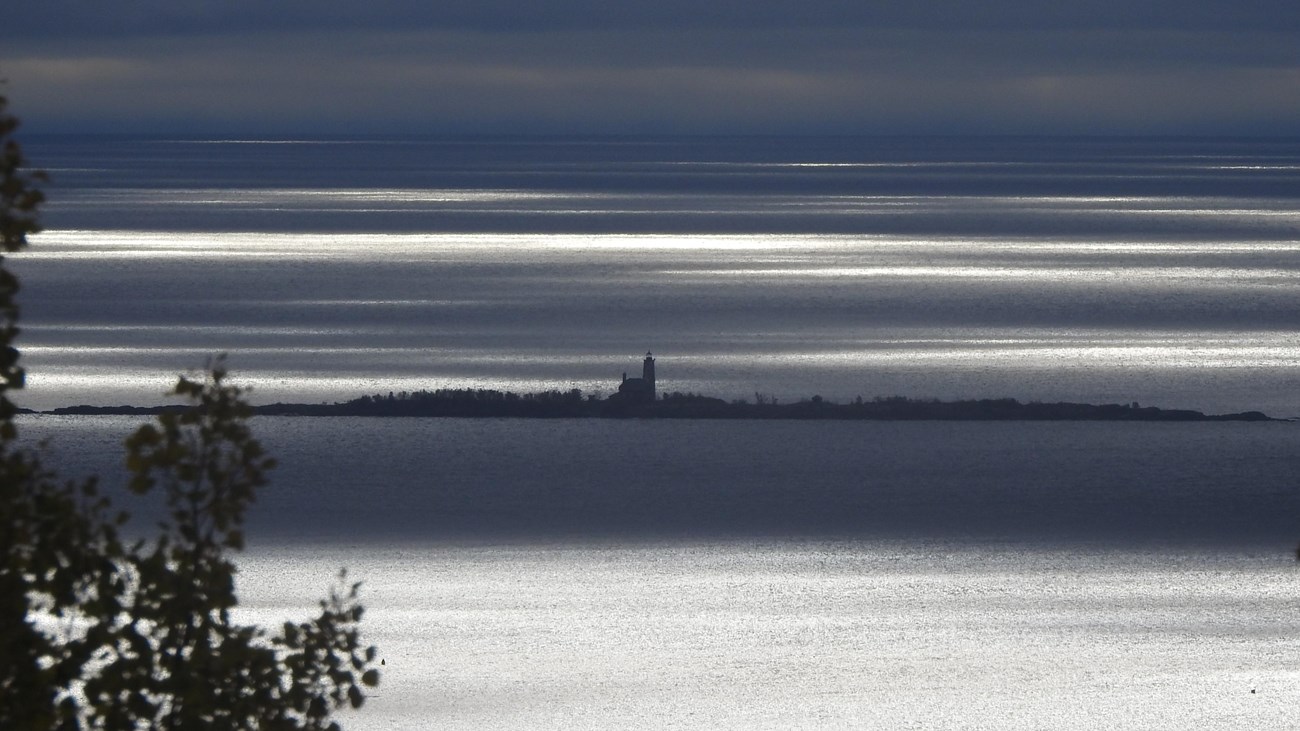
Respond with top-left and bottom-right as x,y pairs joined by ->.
9,135 -> 1300,727
17,414 -> 1300,729
12,135 -> 1300,415
18,415 -> 1300,545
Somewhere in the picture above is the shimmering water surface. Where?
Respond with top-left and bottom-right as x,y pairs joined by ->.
18,415 -> 1300,729
10,136 -> 1300,728
235,541 -> 1300,730
12,135 -> 1300,414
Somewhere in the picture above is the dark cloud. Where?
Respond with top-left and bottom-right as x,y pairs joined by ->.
5,0 -> 1299,37
2,2 -> 1298,135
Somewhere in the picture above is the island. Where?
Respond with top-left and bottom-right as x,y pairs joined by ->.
41,391 -> 1277,421
40,352 -> 1279,421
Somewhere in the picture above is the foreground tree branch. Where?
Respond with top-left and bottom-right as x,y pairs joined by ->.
0,91 -> 380,731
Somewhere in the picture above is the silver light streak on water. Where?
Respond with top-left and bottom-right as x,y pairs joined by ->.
232,541 -> 1300,731
11,136 -> 1300,729
17,405 -> 1300,728
14,226 -> 1300,413
9,136 -> 1300,414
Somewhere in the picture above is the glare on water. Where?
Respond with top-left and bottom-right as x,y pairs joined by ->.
13,225 -> 1300,415
18,410 -> 1300,729
11,136 -> 1300,727
12,135 -> 1300,414
235,541 -> 1300,730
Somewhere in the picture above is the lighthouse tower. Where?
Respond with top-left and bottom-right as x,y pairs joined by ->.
642,351 -> 655,392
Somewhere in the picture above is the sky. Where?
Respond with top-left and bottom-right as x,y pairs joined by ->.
2,1 -> 1299,136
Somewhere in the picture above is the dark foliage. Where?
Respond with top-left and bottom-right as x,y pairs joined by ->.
239,389 -> 1270,422
0,93 -> 379,731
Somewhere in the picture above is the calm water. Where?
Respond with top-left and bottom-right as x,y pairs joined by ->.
19,415 -> 1300,545
10,136 -> 1300,727
11,135 -> 1300,415
17,415 -> 1300,728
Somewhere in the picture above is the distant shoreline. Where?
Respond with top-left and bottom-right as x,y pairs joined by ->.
36,390 -> 1279,422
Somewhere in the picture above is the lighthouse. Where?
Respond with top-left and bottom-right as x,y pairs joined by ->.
616,351 -> 657,402
641,351 -> 655,391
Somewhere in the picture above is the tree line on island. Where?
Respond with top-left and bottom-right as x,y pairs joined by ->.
49,387 -> 1275,421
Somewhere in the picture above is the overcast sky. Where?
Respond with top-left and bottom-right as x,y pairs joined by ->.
2,1 -> 1298,135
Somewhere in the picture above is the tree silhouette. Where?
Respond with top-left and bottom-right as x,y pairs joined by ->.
0,92 -> 380,730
